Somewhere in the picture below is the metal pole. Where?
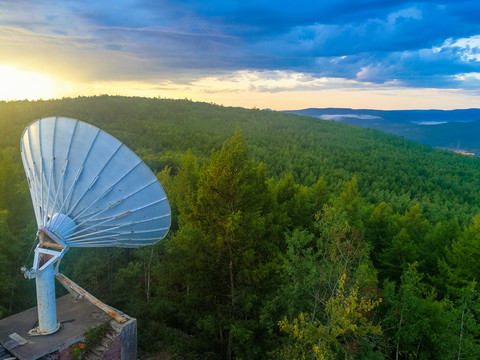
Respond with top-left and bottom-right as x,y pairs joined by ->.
31,261 -> 60,335
22,241 -> 66,336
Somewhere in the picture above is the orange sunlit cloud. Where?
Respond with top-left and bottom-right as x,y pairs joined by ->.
2,65 -> 480,111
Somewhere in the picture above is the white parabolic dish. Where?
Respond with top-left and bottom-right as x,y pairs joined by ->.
20,116 -> 171,248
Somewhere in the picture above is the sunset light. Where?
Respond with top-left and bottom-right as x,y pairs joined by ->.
1,1 -> 479,109
0,65 -> 63,101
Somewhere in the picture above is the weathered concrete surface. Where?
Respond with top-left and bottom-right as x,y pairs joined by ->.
0,295 -> 110,360
112,317 -> 137,360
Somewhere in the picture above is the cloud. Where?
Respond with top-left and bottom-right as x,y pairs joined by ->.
71,70 -> 480,111
164,70 -> 346,93
442,35 -> 480,62
412,121 -> 448,125
1,0 -> 480,106
356,64 -> 396,83
150,70 -> 401,94
453,72 -> 480,91
319,114 -> 383,121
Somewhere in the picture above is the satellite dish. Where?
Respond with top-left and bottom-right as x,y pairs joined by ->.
20,116 -> 171,335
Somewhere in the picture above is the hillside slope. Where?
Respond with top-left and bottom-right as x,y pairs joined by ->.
286,107 -> 480,153
1,96 -> 479,223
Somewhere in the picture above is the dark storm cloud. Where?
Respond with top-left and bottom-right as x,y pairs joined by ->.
2,0 -> 480,88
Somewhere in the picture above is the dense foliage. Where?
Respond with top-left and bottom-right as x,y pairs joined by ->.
1,96 -> 480,359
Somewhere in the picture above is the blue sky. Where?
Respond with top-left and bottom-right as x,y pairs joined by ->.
1,0 -> 480,109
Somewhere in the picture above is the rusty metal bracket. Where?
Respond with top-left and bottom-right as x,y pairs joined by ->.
55,273 -> 128,324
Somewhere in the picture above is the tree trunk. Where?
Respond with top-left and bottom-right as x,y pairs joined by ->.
145,247 -> 154,303
227,332 -> 233,360
229,259 -> 235,306
457,301 -> 466,360
396,312 -> 403,360
227,259 -> 235,360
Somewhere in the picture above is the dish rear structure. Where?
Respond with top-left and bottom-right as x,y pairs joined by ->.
0,116 -> 171,359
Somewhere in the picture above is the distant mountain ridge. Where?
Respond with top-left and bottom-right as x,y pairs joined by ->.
284,108 -> 480,154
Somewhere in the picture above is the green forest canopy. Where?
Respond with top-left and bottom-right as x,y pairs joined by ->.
1,96 -> 480,359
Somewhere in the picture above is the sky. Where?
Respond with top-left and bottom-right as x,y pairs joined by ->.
1,0 -> 480,110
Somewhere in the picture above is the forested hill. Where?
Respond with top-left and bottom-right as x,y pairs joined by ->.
285,107 -> 480,154
2,96 -> 479,222
2,96 -> 480,359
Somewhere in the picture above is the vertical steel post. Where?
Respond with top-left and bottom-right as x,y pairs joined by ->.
23,231 -> 68,336
33,261 -> 60,335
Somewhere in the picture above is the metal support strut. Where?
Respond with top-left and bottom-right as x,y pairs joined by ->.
22,245 -> 66,336
33,260 -> 60,335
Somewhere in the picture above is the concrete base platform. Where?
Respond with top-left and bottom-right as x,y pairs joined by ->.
0,294 -> 110,360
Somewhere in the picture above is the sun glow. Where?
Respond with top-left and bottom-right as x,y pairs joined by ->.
0,64 -> 69,101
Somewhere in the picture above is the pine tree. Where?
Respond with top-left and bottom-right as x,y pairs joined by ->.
168,130 -> 279,359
